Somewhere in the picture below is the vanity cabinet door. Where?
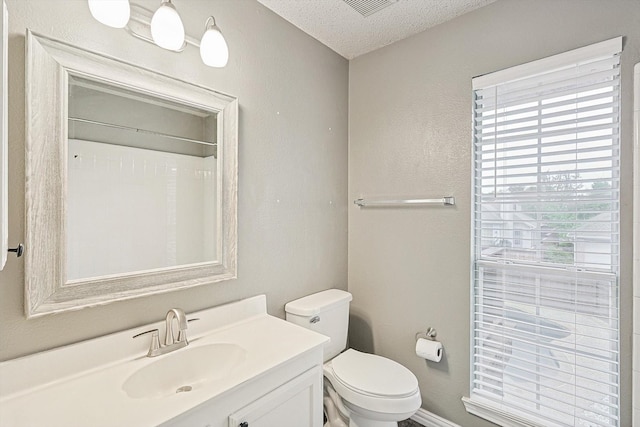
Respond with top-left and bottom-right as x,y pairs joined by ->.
0,0 -> 7,271
228,367 -> 323,427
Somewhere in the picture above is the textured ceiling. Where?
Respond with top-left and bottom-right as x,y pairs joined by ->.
256,0 -> 496,59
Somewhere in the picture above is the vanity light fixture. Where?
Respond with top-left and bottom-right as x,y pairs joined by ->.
88,0 -> 131,29
150,0 -> 185,51
87,0 -> 229,68
200,16 -> 229,68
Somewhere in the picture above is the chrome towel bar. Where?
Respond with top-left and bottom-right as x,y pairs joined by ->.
354,196 -> 455,207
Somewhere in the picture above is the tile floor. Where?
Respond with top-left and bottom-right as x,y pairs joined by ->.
398,419 -> 424,427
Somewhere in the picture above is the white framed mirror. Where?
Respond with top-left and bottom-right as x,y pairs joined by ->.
25,31 -> 238,318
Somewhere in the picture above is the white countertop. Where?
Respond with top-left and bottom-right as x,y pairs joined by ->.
0,295 -> 328,427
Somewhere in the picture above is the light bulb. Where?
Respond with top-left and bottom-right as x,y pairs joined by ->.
199,17 -> 229,68
150,0 -> 185,51
88,0 -> 130,29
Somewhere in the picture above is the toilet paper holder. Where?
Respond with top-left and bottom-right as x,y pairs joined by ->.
416,327 -> 437,341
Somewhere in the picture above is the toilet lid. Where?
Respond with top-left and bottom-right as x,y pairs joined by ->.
331,349 -> 418,398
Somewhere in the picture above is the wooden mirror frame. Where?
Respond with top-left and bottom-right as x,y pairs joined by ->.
25,31 -> 237,318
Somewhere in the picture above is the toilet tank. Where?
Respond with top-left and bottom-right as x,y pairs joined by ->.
285,289 -> 352,362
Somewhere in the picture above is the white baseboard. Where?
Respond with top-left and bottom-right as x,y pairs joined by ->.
411,408 -> 461,427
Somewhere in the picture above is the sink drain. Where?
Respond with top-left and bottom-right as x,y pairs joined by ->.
176,385 -> 192,394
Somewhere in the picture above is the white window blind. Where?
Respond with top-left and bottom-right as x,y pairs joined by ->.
469,38 -> 621,427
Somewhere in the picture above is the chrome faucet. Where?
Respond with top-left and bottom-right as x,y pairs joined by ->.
164,308 -> 188,346
133,308 -> 194,357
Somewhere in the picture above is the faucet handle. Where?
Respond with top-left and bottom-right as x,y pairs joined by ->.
133,329 -> 161,356
132,328 -> 159,339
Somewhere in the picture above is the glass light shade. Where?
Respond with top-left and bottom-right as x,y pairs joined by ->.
88,0 -> 130,29
200,18 -> 229,68
150,1 -> 185,51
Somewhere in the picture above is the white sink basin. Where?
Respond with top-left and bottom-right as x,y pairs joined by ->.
0,296 -> 329,427
122,343 -> 247,399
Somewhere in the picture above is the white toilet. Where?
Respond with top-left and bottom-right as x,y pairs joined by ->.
285,289 -> 421,427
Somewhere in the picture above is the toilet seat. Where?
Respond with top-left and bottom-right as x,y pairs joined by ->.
323,349 -> 421,416
332,349 -> 418,398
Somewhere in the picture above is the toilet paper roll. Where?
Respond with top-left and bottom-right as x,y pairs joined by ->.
415,338 -> 443,362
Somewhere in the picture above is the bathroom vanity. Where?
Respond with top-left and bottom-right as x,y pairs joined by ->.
0,296 -> 327,427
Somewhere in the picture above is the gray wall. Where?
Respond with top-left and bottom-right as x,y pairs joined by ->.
348,1 -> 639,426
3,0 -> 639,425
0,0 -> 348,361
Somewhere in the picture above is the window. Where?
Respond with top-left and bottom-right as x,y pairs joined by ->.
465,38 -> 622,427
513,230 -> 522,248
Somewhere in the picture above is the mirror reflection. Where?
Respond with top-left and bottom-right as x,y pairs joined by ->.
67,75 -> 219,281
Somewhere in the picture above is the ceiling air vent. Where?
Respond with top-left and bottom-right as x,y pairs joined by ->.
342,0 -> 398,17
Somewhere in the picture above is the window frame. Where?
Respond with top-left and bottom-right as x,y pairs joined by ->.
464,37 -> 622,427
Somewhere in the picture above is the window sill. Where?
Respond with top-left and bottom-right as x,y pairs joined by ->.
462,396 -> 562,427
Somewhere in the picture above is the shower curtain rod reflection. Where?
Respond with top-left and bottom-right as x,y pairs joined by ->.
68,117 -> 217,147
354,196 -> 455,207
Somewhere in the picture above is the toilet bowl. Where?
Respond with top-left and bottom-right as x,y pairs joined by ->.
324,349 -> 421,427
285,289 -> 421,427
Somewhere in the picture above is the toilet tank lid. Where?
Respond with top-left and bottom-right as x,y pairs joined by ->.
285,289 -> 352,316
